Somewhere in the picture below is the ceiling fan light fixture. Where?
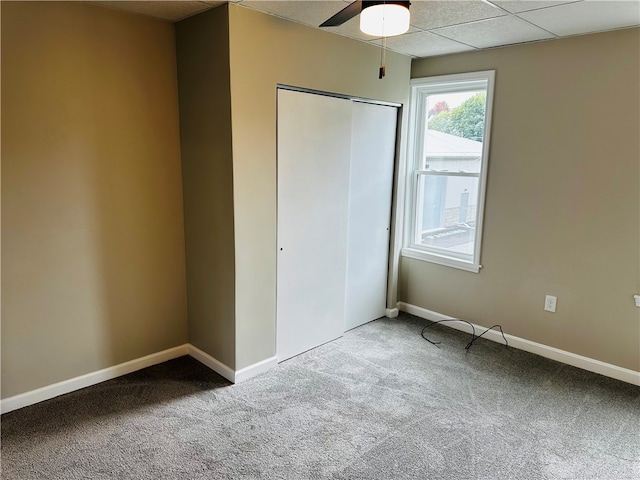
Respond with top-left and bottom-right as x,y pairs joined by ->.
360,2 -> 410,37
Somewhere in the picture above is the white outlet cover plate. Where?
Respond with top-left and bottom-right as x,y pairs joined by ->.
544,295 -> 557,313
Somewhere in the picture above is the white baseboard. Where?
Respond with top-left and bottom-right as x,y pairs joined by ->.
1,343 -> 280,414
397,302 -> 640,386
4,304 -> 635,414
187,345 -> 277,383
235,356 -> 278,383
0,344 -> 189,414
187,344 -> 236,383
385,308 -> 399,318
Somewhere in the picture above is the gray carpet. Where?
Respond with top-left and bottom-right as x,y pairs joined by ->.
2,313 -> 639,479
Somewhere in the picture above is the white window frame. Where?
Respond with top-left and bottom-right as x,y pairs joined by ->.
402,70 -> 495,273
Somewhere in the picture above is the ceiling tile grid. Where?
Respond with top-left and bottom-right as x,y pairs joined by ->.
383,30 -> 477,56
492,0 -> 581,14
86,0 -> 640,58
89,1 -> 223,21
517,0 -> 640,36
408,0 -> 508,30
430,13 -> 556,49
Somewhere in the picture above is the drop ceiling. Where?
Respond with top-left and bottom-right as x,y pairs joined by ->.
90,0 -> 640,58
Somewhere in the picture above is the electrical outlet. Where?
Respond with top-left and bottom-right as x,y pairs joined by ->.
544,295 -> 557,313
634,295 -> 640,308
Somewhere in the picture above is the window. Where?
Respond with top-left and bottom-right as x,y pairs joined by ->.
403,71 -> 495,273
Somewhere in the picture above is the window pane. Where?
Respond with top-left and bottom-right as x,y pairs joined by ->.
405,71 -> 494,270
423,90 -> 485,171
416,174 -> 479,257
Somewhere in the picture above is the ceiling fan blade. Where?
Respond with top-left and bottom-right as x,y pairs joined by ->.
319,0 -> 363,27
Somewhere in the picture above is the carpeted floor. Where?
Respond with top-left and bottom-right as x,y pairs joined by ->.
1,313 -> 639,479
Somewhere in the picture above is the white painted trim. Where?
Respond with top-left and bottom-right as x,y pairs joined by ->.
187,344 -> 236,383
401,247 -> 481,273
183,346 -> 277,383
404,71 -> 495,273
234,356 -> 278,383
386,101 -> 409,311
397,302 -> 640,386
385,308 -> 399,318
0,344 -> 189,414
1,343 -> 281,414
0,343 -> 278,413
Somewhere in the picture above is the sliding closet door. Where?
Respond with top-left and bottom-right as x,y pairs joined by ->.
344,102 -> 398,330
276,89 -> 352,362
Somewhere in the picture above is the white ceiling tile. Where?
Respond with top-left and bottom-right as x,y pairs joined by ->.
410,0 -> 507,30
90,1 -> 217,21
87,0 -> 640,59
329,21 -> 420,41
241,1 -> 417,41
382,30 -> 476,57
491,0 -> 580,14
433,14 -> 555,48
239,0 -> 346,27
518,0 -> 640,36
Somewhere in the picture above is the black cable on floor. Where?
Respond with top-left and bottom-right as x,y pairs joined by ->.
421,319 -> 508,351
465,324 -> 508,350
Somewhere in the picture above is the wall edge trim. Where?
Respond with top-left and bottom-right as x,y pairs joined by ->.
1,345 -> 282,414
235,356 -> 278,383
397,302 -> 640,386
385,308 -> 399,318
0,344 -> 190,414
186,347 -> 277,383
186,344 -> 236,382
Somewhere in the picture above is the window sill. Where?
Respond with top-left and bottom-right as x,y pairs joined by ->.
401,247 -> 481,273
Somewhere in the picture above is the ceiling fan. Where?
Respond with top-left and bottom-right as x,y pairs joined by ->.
320,1 -> 411,37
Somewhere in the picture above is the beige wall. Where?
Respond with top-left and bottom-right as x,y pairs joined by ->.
175,6 -> 236,369
1,1 -> 188,398
227,4 -> 411,369
404,28 -> 640,371
9,1 -> 627,396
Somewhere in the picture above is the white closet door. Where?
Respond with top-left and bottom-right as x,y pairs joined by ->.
276,89 -> 352,362
344,101 -> 398,331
